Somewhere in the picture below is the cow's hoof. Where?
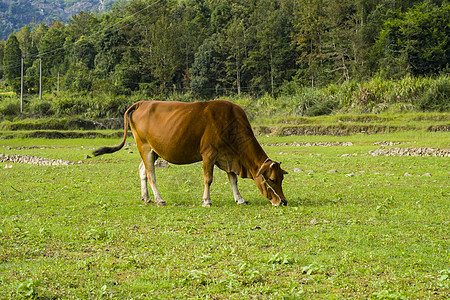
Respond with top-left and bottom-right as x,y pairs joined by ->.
237,201 -> 248,205
156,201 -> 166,206
202,202 -> 212,207
141,197 -> 153,204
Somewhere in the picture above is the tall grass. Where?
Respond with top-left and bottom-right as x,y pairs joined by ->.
234,75 -> 449,118
0,75 -> 448,122
333,75 -> 450,113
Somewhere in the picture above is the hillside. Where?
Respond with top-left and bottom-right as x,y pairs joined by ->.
0,0 -> 119,40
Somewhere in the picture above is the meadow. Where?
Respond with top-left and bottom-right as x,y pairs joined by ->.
0,131 -> 449,299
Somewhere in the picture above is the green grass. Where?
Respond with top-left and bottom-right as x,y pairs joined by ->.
0,132 -> 449,299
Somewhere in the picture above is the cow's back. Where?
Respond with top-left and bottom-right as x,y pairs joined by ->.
129,100 -> 254,165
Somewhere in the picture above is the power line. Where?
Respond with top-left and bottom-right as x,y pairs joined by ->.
40,0 -> 166,59
1,0 -> 166,72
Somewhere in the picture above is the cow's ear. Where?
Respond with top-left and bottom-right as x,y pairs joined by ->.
282,169 -> 289,175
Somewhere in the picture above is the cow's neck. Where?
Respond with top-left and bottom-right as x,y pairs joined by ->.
242,138 -> 269,179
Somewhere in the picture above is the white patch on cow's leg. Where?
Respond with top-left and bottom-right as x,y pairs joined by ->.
202,160 -> 214,207
145,151 -> 166,206
228,172 -> 247,205
139,161 -> 151,203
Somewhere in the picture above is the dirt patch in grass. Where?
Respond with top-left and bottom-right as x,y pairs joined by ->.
0,153 -> 79,166
0,130 -> 127,139
368,147 -> 450,157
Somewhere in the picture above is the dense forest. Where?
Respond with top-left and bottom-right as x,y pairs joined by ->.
0,0 -> 118,40
0,0 -> 449,114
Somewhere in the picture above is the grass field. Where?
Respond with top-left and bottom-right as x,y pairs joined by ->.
0,131 -> 449,299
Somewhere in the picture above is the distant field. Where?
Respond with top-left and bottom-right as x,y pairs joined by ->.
1,112 -> 449,138
0,130 -> 449,299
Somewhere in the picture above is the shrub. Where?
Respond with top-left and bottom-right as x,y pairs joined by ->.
415,75 -> 450,112
50,94 -> 89,117
28,99 -> 54,116
84,94 -> 136,119
0,97 -> 20,118
292,87 -> 338,117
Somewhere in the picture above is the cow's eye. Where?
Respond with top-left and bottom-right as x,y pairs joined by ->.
269,178 -> 275,183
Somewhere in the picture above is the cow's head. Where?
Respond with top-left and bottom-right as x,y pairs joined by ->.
255,159 -> 288,206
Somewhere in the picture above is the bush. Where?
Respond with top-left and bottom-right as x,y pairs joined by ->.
0,97 -> 20,118
50,94 -> 90,117
415,75 -> 450,112
84,94 -> 137,119
28,99 -> 54,116
289,87 -> 338,117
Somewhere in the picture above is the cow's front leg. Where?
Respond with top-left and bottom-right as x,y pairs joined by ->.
228,172 -> 248,205
143,150 -> 166,206
139,161 -> 151,203
202,159 -> 214,207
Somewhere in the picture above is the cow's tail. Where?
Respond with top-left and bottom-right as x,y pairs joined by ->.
92,102 -> 142,157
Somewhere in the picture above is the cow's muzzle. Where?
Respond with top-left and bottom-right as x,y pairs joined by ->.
273,199 -> 288,206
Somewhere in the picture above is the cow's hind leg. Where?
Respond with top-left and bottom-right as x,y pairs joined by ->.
201,156 -> 216,207
139,161 -> 151,203
228,172 -> 248,205
143,150 -> 166,206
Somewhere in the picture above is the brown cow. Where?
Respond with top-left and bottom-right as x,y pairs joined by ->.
93,100 -> 288,207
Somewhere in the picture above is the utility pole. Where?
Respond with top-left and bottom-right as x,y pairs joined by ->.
19,56 -> 43,113
39,56 -> 42,100
20,57 -> 24,113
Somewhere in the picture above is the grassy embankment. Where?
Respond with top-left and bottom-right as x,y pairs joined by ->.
0,74 -> 449,137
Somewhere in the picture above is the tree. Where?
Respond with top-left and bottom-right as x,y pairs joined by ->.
38,21 -> 67,76
190,36 -> 226,98
3,34 -> 22,83
140,14 -> 182,92
0,40 -> 5,79
66,11 -> 100,41
248,0 -> 297,95
94,27 -> 126,77
222,18 -> 249,95
16,25 -> 33,58
173,2 -> 210,88
210,0 -> 232,32
68,37 -> 96,69
64,62 -> 93,92
31,22 -> 48,48
373,2 -> 450,77
292,0 -> 328,86
113,49 -> 142,93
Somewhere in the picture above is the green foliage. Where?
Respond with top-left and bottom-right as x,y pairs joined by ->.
0,40 -> 5,79
94,28 -> 126,77
190,37 -> 224,98
0,97 -> 20,118
0,0 -> 118,40
415,75 -> 450,112
1,0 -> 449,113
373,2 -> 450,77
16,278 -> 41,299
65,63 -> 93,92
3,34 -> 22,83
38,21 -> 67,77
